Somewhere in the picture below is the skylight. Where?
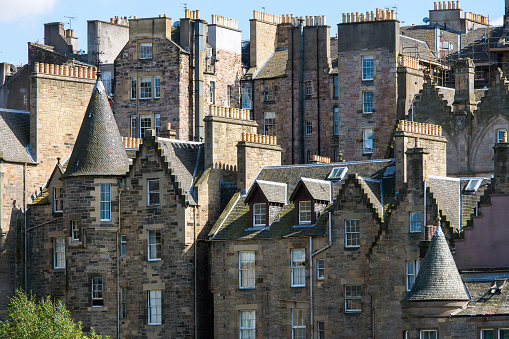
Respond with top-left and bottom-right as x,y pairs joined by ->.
464,178 -> 482,192
328,167 -> 348,180
383,166 -> 395,177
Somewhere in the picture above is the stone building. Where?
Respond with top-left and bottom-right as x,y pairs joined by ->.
113,10 -> 243,142
0,63 -> 97,316
209,120 -> 490,338
25,69 -> 281,337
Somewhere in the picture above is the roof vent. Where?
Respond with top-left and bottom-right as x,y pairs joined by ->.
328,167 -> 348,180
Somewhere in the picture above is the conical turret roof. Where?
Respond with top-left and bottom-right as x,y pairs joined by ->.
63,76 -> 129,178
403,226 -> 469,301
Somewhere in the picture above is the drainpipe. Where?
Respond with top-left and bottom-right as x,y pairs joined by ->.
194,206 -> 197,339
424,180 -> 427,232
291,26 -> 295,164
195,20 -> 205,141
309,236 -> 314,339
310,212 -> 333,338
298,18 -> 305,163
316,26 -> 321,155
117,186 -> 122,339
24,162 -> 27,291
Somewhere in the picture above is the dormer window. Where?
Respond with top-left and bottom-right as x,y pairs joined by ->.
290,178 -> 331,227
244,180 -> 287,229
253,203 -> 267,227
299,201 -> 312,224
53,187 -> 63,213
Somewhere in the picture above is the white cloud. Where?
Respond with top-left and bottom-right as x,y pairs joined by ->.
0,0 -> 57,22
492,16 -> 504,26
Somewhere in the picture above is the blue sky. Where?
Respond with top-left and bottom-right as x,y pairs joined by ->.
0,0 -> 504,65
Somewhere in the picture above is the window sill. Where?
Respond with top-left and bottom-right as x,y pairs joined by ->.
147,204 -> 160,207
345,310 -> 362,314
139,98 -> 151,100
247,226 -> 268,231
148,323 -> 162,326
345,246 -> 360,250
147,258 -> 162,262
362,152 -> 373,156
291,285 -> 306,288
239,287 -> 255,290
362,112 -> 374,115
53,267 -> 65,270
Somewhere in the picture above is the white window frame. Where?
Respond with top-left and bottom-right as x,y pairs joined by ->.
155,114 -> 161,137
139,43 -> 153,60
241,87 -> 252,110
148,290 -> 162,325
363,128 -> 373,154
100,183 -> 111,221
410,211 -> 422,233
292,309 -> 306,339
53,238 -> 65,269
139,77 -> 152,99
210,81 -> 215,104
71,220 -> 79,242
299,200 -> 312,225
317,321 -> 325,339
305,81 -> 312,96
239,310 -> 256,339
291,249 -> 306,287
154,76 -> 161,99
420,330 -> 437,339
120,286 -> 127,319
316,258 -> 324,280
345,285 -> 362,313
147,230 -> 161,261
362,55 -> 374,81
345,219 -> 360,248
253,203 -> 266,227
53,187 -> 63,213
147,179 -> 160,206
362,91 -> 374,114
92,277 -> 103,307
120,235 -> 127,257
333,107 -> 339,136
333,75 -> 338,98
130,77 -> 137,100
264,112 -> 276,136
227,85 -> 232,107
130,115 -> 138,138
497,129 -> 507,143
140,115 -> 151,138
305,121 -> 312,136
239,251 -> 255,289
499,329 -> 509,338
480,329 -> 494,339
406,260 -> 420,291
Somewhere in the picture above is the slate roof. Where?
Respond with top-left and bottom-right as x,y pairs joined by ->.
404,226 -> 469,301
254,180 -> 287,204
156,138 -> 203,205
253,49 -> 288,79
63,78 -> 129,177
0,109 -> 35,164
427,175 -> 490,231
400,35 -> 434,60
455,278 -> 509,316
209,159 -> 394,240
299,178 -> 331,202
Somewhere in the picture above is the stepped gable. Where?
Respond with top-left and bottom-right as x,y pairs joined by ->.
63,76 -> 129,177
404,226 -> 469,301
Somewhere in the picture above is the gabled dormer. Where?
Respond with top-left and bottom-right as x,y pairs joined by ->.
290,177 -> 331,226
244,180 -> 287,229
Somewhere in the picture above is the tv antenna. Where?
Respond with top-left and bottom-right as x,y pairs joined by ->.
180,3 -> 187,11
384,5 -> 398,19
64,15 -> 77,30
260,6 -> 266,12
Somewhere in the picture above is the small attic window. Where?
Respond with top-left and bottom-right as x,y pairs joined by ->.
328,167 -> 348,180
383,166 -> 395,177
465,178 -> 482,193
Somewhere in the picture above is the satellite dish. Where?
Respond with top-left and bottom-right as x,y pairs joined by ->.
423,17 -> 430,24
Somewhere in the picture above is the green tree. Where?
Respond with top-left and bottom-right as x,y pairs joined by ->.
0,289 -> 106,339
